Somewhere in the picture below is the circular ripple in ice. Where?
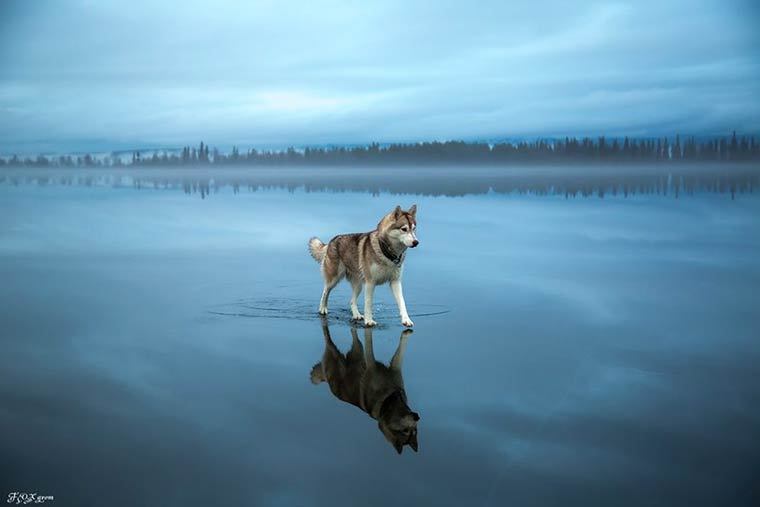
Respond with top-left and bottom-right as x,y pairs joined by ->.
207,296 -> 449,327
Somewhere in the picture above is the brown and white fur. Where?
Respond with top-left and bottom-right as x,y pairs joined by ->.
308,205 -> 419,327
311,319 -> 419,454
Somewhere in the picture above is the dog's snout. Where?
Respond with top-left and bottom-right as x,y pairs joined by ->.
412,240 -> 419,247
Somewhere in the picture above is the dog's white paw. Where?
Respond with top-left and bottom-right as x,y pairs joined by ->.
318,308 -> 328,316
351,313 -> 364,321
401,318 -> 414,328
364,318 -> 377,327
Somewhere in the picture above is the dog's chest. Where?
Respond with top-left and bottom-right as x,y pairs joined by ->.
367,260 -> 400,284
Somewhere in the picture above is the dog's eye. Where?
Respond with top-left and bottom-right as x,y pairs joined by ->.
401,227 -> 408,232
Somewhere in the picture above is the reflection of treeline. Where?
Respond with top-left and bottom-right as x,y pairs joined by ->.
2,132 -> 759,168
3,165 -> 757,200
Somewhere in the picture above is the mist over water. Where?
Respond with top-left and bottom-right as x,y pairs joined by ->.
2,163 -> 758,199
1,167 -> 759,506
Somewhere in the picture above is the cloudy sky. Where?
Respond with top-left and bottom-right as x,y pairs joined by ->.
0,0 -> 758,153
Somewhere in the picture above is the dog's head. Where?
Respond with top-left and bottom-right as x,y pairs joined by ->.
378,204 -> 418,248
378,394 -> 420,454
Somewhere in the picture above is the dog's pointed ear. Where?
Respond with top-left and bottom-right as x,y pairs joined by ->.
408,204 -> 417,217
409,432 -> 419,452
393,440 -> 404,454
393,205 -> 402,219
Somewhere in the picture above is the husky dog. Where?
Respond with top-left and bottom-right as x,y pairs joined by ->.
311,319 -> 420,454
308,205 -> 419,327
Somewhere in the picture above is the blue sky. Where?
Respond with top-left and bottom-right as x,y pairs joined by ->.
0,0 -> 758,153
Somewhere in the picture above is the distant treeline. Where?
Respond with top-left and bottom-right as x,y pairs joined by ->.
2,132 -> 759,168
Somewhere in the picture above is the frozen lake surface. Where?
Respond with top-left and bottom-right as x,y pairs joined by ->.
1,167 -> 759,506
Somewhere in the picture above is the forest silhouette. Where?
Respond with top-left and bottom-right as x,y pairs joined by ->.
2,132 -> 759,168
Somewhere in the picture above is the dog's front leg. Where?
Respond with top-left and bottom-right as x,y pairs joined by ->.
363,327 -> 376,365
391,329 -> 412,372
363,282 -> 377,327
390,279 -> 414,327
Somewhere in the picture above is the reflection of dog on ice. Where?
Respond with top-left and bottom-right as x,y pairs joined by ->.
311,319 -> 419,454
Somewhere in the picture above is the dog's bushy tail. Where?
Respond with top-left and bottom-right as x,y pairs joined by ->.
308,237 -> 327,263
310,362 -> 326,384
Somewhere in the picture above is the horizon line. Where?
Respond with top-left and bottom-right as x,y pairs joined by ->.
2,130 -> 758,157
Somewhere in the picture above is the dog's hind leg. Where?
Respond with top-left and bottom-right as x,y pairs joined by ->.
318,279 -> 338,315
349,279 -> 364,321
320,315 -> 334,343
318,257 -> 342,315
310,317 -> 332,385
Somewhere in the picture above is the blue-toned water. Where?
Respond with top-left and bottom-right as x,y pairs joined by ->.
1,168 -> 759,506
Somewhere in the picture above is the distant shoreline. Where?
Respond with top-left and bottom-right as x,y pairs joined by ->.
2,133 -> 758,168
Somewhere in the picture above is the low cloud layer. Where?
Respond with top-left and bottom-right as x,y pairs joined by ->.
1,0 -> 758,153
